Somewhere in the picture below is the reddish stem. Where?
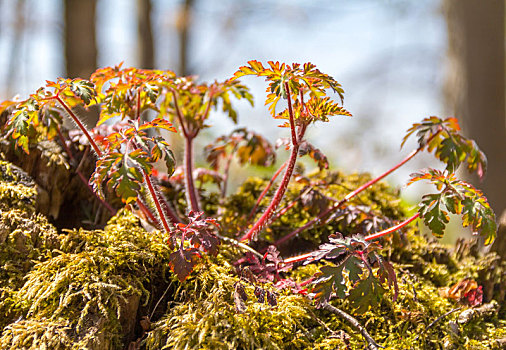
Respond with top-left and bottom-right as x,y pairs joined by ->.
54,95 -> 102,157
247,161 -> 288,221
241,86 -> 304,241
142,169 -> 171,233
282,213 -> 420,265
363,212 -> 419,241
172,91 -> 189,138
274,148 -> 420,247
184,135 -> 201,212
283,252 -> 313,265
137,198 -> 159,226
56,126 -> 116,215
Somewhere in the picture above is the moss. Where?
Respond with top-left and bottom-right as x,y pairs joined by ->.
1,161 -> 504,349
145,256 -> 319,350
0,161 -> 37,213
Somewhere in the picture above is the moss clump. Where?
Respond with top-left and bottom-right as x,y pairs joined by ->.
1,162 -> 504,349
145,254 -> 318,350
3,210 -> 174,349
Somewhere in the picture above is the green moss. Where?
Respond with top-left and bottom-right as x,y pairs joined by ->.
145,256 -> 319,350
0,161 -> 504,349
0,161 -> 37,212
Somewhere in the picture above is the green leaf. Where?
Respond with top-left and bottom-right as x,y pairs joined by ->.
312,265 -> 347,302
409,169 -> 496,244
419,195 -> 448,238
69,79 -> 96,105
402,117 -> 487,179
348,276 -> 385,314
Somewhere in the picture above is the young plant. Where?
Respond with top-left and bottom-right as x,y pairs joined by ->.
231,61 -> 352,241
0,61 -> 497,314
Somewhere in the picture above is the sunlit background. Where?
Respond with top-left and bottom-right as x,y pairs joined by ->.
1,0 -> 504,242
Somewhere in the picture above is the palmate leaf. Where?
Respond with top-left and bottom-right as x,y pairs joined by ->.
204,128 -> 276,170
167,212 -> 221,281
308,234 -> 397,311
348,276 -> 385,314
169,248 -> 201,282
91,66 -> 176,123
4,98 -> 40,153
275,96 -> 351,127
69,79 -> 96,105
232,60 -> 346,117
92,148 -> 152,204
409,169 -> 497,244
402,116 -> 487,178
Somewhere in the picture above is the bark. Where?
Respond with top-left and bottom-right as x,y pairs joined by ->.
137,0 -> 154,69
443,0 -> 506,220
64,0 -> 97,78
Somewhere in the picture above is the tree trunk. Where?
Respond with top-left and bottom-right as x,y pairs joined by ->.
443,0 -> 506,245
64,0 -> 97,78
177,0 -> 195,76
137,0 -> 154,69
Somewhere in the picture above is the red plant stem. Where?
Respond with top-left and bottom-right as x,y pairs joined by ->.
241,86 -> 304,241
172,91 -> 189,138
172,91 -> 200,212
282,213 -> 420,265
54,95 -> 102,157
56,125 -> 116,216
274,148 -> 420,247
271,197 -> 298,222
136,88 -> 141,120
142,169 -> 171,233
270,186 -> 312,223
287,83 -> 298,145
136,198 -> 159,226
220,153 -> 234,198
184,135 -> 201,212
363,212 -> 419,241
247,161 -> 288,221
283,252 -> 313,265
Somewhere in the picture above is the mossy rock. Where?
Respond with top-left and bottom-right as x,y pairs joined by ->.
0,161 -> 504,349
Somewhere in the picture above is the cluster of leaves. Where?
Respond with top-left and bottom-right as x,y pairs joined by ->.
402,116 -> 487,176
232,60 -> 345,117
408,169 -> 496,244
205,128 -> 276,170
167,212 -> 221,281
308,234 -> 398,313
0,78 -> 96,152
91,117 -> 176,204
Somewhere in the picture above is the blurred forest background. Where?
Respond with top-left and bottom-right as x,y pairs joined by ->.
0,0 -> 504,247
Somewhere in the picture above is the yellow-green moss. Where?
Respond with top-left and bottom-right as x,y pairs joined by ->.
145,256 -> 318,350
1,162 -> 504,350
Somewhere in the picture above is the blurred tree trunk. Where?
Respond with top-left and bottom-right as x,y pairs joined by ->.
137,0 -> 154,69
177,0 -> 195,76
64,0 -> 97,78
443,0 -> 506,255
6,0 -> 25,96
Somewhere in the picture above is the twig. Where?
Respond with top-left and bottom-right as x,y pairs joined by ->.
150,280 -> 174,320
413,307 -> 462,342
216,233 -> 263,258
322,302 -> 383,350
